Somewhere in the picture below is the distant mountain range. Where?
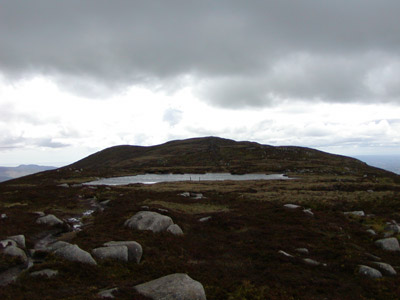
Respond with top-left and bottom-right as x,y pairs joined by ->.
0,164 -> 57,182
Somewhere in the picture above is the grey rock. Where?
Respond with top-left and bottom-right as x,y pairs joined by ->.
199,216 -> 212,222
303,209 -> 314,216
36,214 -> 64,226
58,183 -> 69,188
134,273 -> 206,300
180,192 -> 190,197
0,213 -> 7,219
157,208 -> 169,213
344,211 -> 365,217
295,248 -> 309,255
278,250 -> 293,257
54,244 -> 97,265
45,241 -> 71,252
375,237 -> 400,252
283,204 -> 301,209
0,265 -> 25,287
167,224 -> 184,236
103,241 -> 143,263
98,287 -> 119,299
371,262 -> 397,276
92,246 -> 128,262
8,235 -> 25,249
359,265 -> 382,279
0,239 -> 17,248
124,211 -> 173,233
303,258 -> 321,266
30,269 -> 58,278
366,229 -> 377,236
2,246 -> 28,263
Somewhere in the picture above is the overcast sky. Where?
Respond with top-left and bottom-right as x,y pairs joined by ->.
1,1 -> 400,166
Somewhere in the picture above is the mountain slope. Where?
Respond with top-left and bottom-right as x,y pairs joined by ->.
0,164 -> 56,182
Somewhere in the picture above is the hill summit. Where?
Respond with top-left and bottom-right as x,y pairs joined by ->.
65,136 -> 391,178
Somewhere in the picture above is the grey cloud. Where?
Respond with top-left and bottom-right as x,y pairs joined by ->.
0,135 -> 69,150
1,1 -> 400,105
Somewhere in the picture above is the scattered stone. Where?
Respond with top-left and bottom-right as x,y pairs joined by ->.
2,246 -> 28,264
36,214 -> 64,226
371,262 -> 397,276
92,246 -> 128,262
54,244 -> 97,265
303,258 -> 321,266
375,237 -> 400,252
283,204 -> 301,209
30,269 -> 59,278
8,235 -> 25,249
344,211 -> 365,217
0,214 -> 7,219
359,265 -> 382,279
366,229 -> 377,236
98,287 -> 119,299
199,216 -> 212,222
103,241 -> 143,263
33,211 -> 45,217
99,200 -> 111,206
124,211 -> 174,233
383,231 -> 395,238
157,208 -> 169,213
278,250 -> 293,257
365,253 -> 381,261
295,248 -> 309,255
303,209 -> 314,216
180,192 -> 190,197
134,273 -> 206,300
58,183 -> 69,188
385,224 -> 400,234
0,239 -> 17,248
191,192 -> 204,199
167,224 -> 184,236
367,190 -> 374,193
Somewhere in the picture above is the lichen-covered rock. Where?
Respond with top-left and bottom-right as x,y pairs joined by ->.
375,237 -> 400,252
44,241 -> 71,252
36,214 -> 64,226
92,246 -> 128,262
124,211 -> 173,233
134,273 -> 206,300
30,269 -> 58,278
372,262 -> 397,276
103,241 -> 142,263
8,235 -> 25,249
2,246 -> 28,264
167,224 -> 184,236
359,265 -> 382,279
53,244 -> 97,265
0,239 -> 17,248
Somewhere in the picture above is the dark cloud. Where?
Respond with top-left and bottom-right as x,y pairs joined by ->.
1,1 -> 400,105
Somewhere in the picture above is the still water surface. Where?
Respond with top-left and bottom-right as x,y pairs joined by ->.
84,173 -> 289,186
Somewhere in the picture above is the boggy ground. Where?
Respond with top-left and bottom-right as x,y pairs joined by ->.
0,173 -> 400,300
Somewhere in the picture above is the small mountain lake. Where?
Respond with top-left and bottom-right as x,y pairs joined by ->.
83,173 -> 290,186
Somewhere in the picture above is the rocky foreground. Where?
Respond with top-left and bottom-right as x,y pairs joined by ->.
1,170 -> 400,299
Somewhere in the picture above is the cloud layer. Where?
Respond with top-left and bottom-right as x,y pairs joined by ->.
1,1 -> 400,107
